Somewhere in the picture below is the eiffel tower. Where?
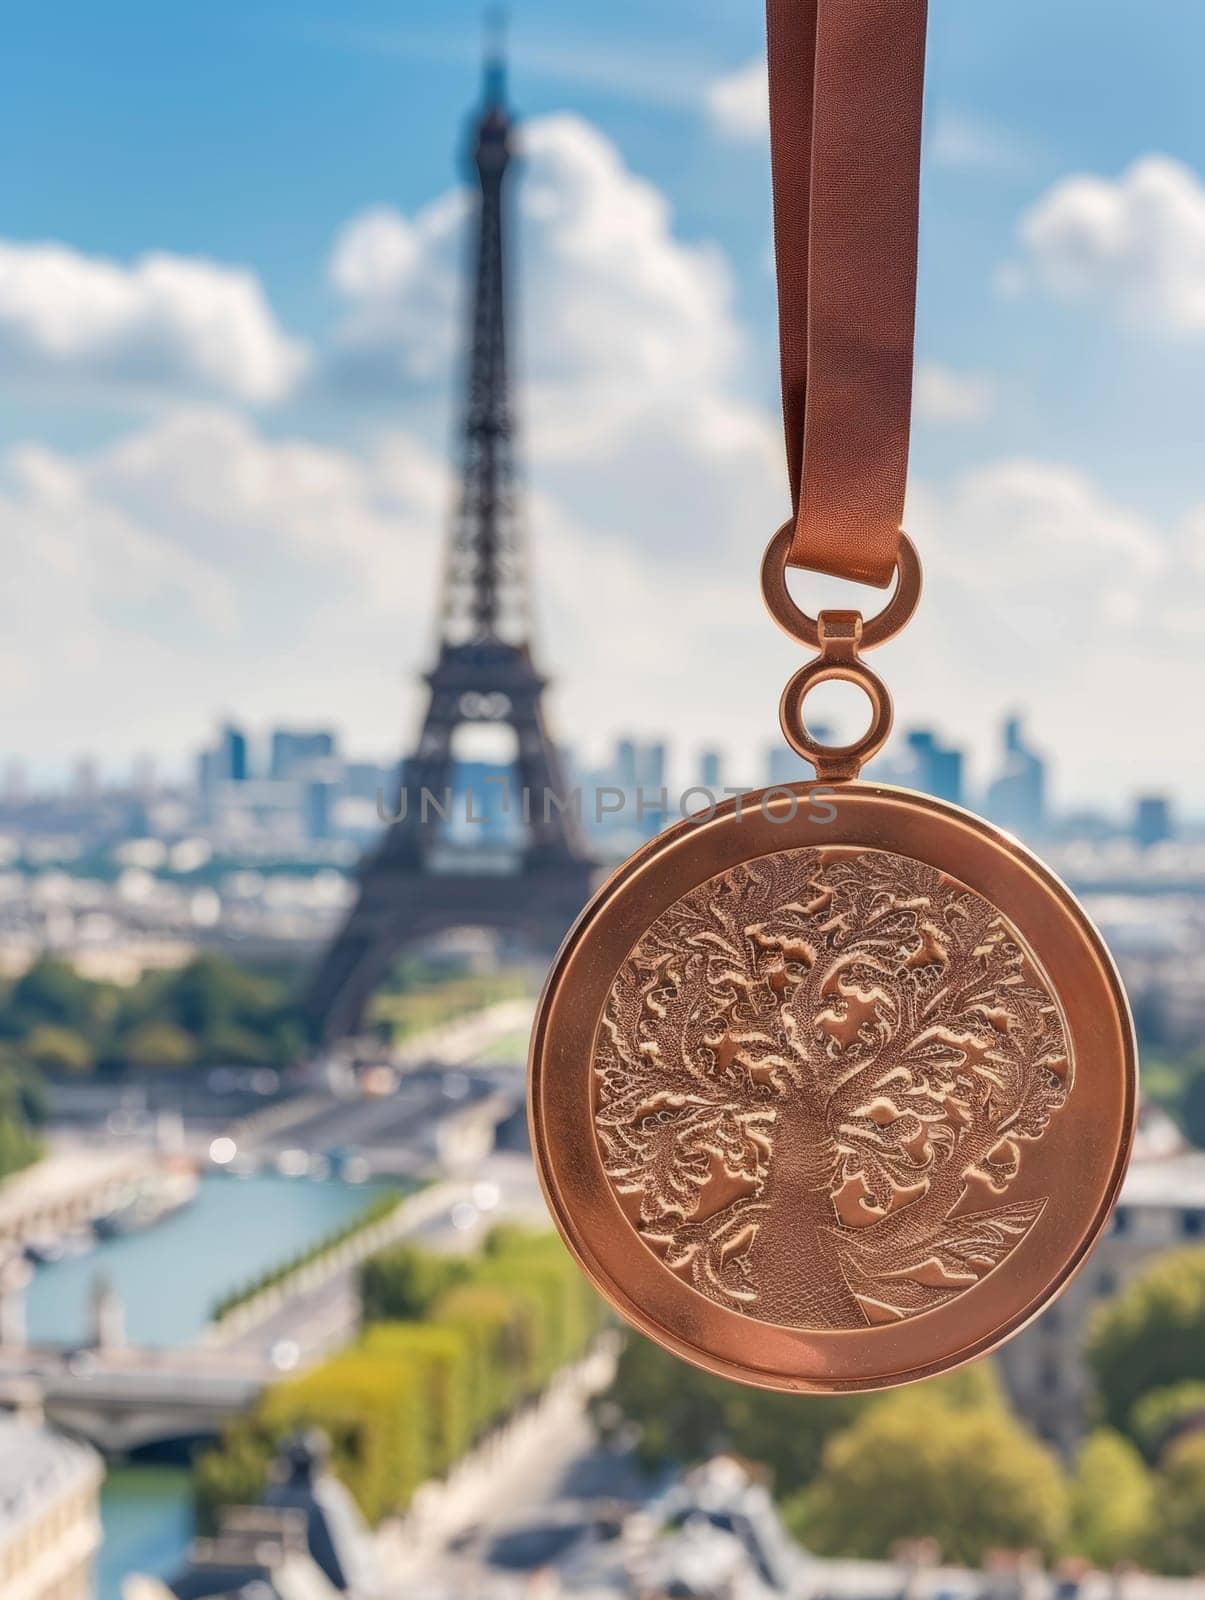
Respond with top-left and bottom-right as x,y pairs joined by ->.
306,50 -> 597,1045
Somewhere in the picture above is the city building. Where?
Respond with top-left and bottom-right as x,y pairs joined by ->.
196,723 -> 250,823
71,756 -> 100,802
643,741 -> 667,792
218,725 -> 249,785
408,1451 -> 1203,1599
343,762 -> 395,804
303,777 -> 341,843
904,728 -> 964,808
579,738 -> 674,843
984,715 -> 1047,839
270,728 -> 338,782
0,1412 -> 103,1600
2,759 -> 28,804
610,738 -> 667,794
613,737 -> 638,791
1133,794 -> 1174,850
446,760 -> 518,849
765,744 -> 812,788
697,749 -> 725,795
997,1137 -> 1205,1453
135,1432 -> 382,1600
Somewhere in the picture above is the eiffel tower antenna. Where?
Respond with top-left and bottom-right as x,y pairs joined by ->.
484,6 -> 507,104
305,42 -> 596,1046
439,8 -> 526,647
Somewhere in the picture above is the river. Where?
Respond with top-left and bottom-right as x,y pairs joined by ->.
25,1170 -> 389,1598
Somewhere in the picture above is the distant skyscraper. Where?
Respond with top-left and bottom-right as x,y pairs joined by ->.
130,754 -> 157,800
71,756 -> 99,801
905,728 -> 964,808
196,748 -> 219,822
219,724 -> 249,784
642,742 -> 667,791
614,739 -> 638,791
985,715 -> 1047,839
449,760 -> 513,847
344,761 -> 395,804
610,738 -> 666,793
1133,794 -> 1174,850
765,745 -> 812,788
2,759 -> 27,805
699,749 -> 724,793
271,728 -> 337,781
303,778 -> 340,842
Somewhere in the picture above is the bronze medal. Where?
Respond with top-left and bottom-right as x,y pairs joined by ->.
528,0 -> 1135,1391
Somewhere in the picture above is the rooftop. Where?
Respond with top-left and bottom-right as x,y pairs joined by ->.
0,1416 -> 102,1546
1120,1149 -> 1205,1211
0,1146 -> 156,1233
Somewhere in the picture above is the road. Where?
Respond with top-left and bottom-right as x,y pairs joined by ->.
207,1148 -> 549,1367
220,1000 -> 536,1180
42,1000 -> 535,1184
377,1337 -> 657,1599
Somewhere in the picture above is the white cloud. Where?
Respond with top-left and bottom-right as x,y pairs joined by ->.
545,455 -> 1190,800
6,113 -> 1201,805
0,411 -> 448,767
11,402 -> 1193,802
705,60 -> 769,142
913,363 -> 994,425
909,457 -> 1164,608
1014,155 -> 1205,333
329,115 -> 744,449
929,110 -> 1031,175
0,240 -> 308,403
328,114 -> 774,521
888,461 -> 1193,798
326,191 -> 468,389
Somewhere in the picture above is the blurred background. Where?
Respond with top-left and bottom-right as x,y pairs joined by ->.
1,2 -> 1205,1597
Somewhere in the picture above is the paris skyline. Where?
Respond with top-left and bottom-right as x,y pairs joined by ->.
3,2 -> 1205,806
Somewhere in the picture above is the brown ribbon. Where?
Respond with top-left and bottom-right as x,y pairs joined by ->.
768,0 -> 928,588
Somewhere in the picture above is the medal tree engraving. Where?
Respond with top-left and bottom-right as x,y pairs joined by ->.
595,848 -> 1071,1330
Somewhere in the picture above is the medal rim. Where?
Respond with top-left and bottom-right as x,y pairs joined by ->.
528,782 -> 1137,1394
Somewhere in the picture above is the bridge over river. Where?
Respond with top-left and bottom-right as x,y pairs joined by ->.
0,1161 -> 542,1453
0,1346 -> 271,1455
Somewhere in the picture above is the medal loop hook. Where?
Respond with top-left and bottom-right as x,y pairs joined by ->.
762,521 -> 923,784
761,522 -> 922,652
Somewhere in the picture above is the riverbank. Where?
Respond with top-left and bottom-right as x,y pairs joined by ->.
25,1171 -> 388,1351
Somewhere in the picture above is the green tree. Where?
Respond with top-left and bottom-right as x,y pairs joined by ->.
1132,1381 -> 1205,1463
1148,1434 -> 1205,1576
1068,1429 -> 1154,1568
23,1023 -> 94,1074
1181,1066 -> 1205,1150
359,1324 -> 475,1473
194,1427 -> 272,1534
597,1335 -> 1000,1496
361,1244 -> 469,1322
201,1025 -> 274,1066
0,1114 -> 42,1181
10,958 -> 96,1031
786,1389 -> 1068,1565
597,1331 -> 863,1485
122,1021 -> 199,1071
0,1053 -> 45,1181
163,956 -> 252,1036
198,1229 -> 604,1533
0,1052 -> 48,1125
257,1355 -> 429,1524
1086,1248 -> 1205,1436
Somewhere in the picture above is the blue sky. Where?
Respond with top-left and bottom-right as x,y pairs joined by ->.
2,2 -> 1204,809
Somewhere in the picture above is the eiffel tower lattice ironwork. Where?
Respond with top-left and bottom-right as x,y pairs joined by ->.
306,55 -> 596,1045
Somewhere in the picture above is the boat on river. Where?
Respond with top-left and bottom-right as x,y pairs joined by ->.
92,1168 -> 198,1240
